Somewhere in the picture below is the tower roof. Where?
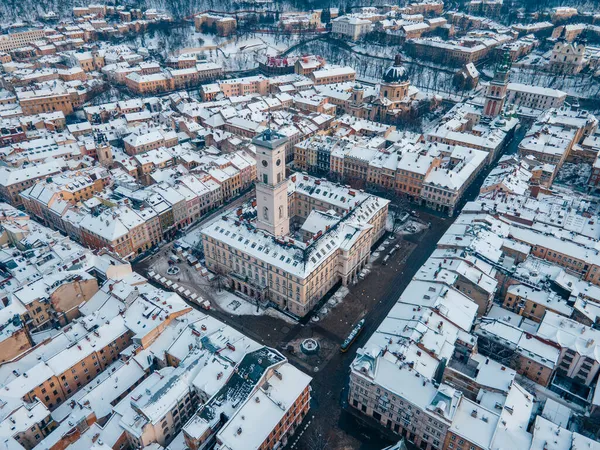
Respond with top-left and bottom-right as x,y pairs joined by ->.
252,128 -> 288,149
497,50 -> 512,73
491,50 -> 511,84
382,54 -> 409,84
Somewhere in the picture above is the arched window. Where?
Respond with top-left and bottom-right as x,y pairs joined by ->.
263,206 -> 269,220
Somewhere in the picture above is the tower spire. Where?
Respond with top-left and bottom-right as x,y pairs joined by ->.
496,49 -> 512,79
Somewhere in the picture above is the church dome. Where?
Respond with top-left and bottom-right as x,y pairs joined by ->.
382,54 -> 409,83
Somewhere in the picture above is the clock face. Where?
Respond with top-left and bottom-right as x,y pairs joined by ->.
262,160 -> 268,167
276,159 -> 281,166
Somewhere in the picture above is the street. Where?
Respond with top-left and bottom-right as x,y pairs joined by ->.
288,211 -> 453,450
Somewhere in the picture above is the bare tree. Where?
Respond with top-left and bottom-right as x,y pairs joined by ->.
305,423 -> 332,450
572,414 -> 600,441
388,206 -> 406,234
477,336 -> 521,371
210,264 -> 229,293
387,193 -> 410,233
516,376 -> 537,394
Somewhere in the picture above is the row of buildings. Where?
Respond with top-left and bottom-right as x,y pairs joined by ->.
330,3 -> 445,41
348,146 -> 600,449
1,6 -> 169,56
0,203 -> 311,450
13,146 -> 257,260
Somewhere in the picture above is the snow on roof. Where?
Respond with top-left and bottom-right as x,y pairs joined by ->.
300,209 -> 339,236
0,161 -> 65,187
424,146 -> 488,192
203,173 -> 387,278
469,353 -> 515,392
397,280 -> 478,332
134,147 -> 174,166
216,362 -> 311,450
530,415 -> 600,450
78,359 -> 146,419
519,125 -> 575,157
78,206 -> 143,242
450,397 -> 500,448
403,22 -> 429,32
0,401 -> 49,438
573,296 -> 600,324
0,301 -> 27,343
311,66 -> 356,79
122,292 -> 189,341
45,316 -> 128,376
485,305 -> 522,326
541,398 -> 572,428
333,15 -> 372,25
416,256 -> 497,295
536,311 -> 600,362
509,224 -> 600,267
477,316 -> 559,369
507,284 -> 573,316
123,130 -> 165,148
489,382 -> 534,450
33,406 -> 93,450
186,347 -> 287,439
125,71 -> 168,83
13,272 -> 92,306
508,83 -> 567,99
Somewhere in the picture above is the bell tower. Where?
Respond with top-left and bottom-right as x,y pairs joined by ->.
483,51 -> 511,118
253,129 -> 290,237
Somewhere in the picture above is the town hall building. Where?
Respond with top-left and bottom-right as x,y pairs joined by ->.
201,129 -> 389,317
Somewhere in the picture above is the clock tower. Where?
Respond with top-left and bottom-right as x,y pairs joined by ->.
253,129 -> 290,237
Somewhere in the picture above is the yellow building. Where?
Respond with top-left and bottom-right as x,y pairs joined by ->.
202,130 -> 388,317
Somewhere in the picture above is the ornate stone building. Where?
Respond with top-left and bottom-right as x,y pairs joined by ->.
370,55 -> 413,122
550,31 -> 587,74
201,129 -> 389,317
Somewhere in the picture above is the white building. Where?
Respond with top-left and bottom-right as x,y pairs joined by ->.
421,144 -> 488,216
550,37 -> 586,74
0,29 -> 46,52
506,83 -> 567,111
332,16 -> 372,41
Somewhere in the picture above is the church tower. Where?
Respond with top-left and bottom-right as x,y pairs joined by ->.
253,129 -> 290,237
483,51 -> 511,118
